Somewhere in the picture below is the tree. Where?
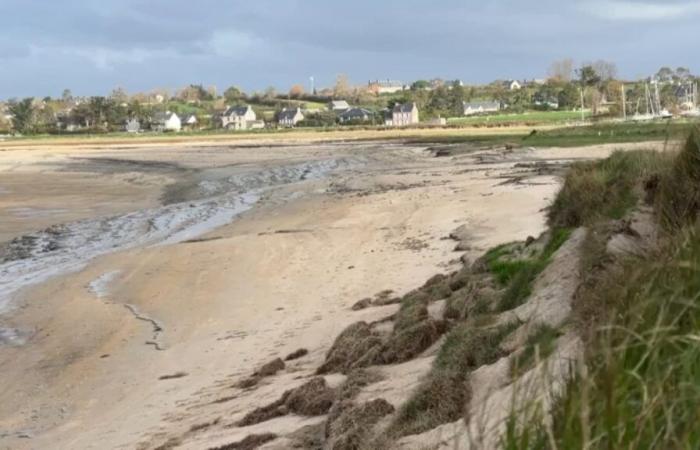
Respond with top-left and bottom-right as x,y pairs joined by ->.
656,67 -> 674,82
289,84 -> 305,98
449,84 -> 467,116
8,98 -> 37,134
411,80 -> 430,90
675,67 -> 692,81
61,89 -> 73,103
592,60 -> 617,81
558,83 -> 579,109
110,87 -> 128,104
334,74 -> 350,98
224,86 -> 245,103
548,59 -> 574,83
263,86 -> 277,101
577,65 -> 601,87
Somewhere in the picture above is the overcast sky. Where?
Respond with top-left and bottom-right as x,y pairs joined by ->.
0,0 -> 698,99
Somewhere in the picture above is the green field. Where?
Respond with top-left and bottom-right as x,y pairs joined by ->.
408,120 -> 699,147
447,110 -> 591,126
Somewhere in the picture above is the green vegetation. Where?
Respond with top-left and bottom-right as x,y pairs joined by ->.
487,228 -> 573,313
404,120 -> 699,148
502,129 -> 700,449
448,110 -> 589,127
548,150 -> 673,227
509,325 -> 562,378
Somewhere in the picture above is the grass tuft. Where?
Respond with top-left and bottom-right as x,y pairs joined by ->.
389,321 -> 518,437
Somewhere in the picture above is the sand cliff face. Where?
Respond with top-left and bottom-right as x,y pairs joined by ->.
0,139 -> 656,449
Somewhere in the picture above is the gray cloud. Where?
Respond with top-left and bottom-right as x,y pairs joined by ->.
0,0 -> 697,98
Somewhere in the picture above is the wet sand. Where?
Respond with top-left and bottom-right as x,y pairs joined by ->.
0,140 -> 662,449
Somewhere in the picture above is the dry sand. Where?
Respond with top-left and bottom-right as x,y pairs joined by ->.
0,139 -> 663,449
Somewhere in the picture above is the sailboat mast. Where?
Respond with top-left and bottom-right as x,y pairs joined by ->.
621,84 -> 627,120
645,83 -> 650,115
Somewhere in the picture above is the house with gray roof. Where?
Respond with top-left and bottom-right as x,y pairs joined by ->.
278,107 -> 304,127
219,105 -> 257,130
385,102 -> 419,127
180,113 -> 198,130
463,101 -> 501,116
151,111 -> 181,132
339,107 -> 373,124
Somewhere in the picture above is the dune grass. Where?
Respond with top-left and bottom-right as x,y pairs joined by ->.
487,228 -> 572,313
390,321 -> 518,437
501,128 -> 700,449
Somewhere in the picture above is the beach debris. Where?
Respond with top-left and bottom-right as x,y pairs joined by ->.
351,298 -> 373,311
254,358 -> 285,377
316,322 -> 382,374
236,378 -> 335,426
159,371 -> 188,380
325,399 -> 395,450
284,348 -> 309,361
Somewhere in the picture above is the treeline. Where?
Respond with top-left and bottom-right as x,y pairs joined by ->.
1,62 -> 696,135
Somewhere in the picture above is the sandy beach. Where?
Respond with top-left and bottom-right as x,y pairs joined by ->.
0,138 -> 662,449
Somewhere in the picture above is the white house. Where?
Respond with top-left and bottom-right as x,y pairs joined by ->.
278,107 -> 304,127
328,100 -> 350,112
152,111 -> 181,132
220,105 -> 257,130
504,80 -> 522,91
385,103 -> 419,127
463,101 -> 501,116
124,118 -> 140,133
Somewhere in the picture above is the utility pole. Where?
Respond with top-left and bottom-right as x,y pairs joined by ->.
580,87 -> 585,121
621,84 -> 627,120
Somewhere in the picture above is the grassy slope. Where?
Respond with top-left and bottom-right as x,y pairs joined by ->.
503,128 -> 700,449
448,110 -> 590,126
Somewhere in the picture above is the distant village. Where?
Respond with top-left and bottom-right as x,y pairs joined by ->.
0,61 -> 697,135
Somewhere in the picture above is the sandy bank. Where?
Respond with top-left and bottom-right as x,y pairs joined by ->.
0,139 -> 663,449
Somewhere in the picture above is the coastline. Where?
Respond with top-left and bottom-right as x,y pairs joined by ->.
0,139 -> 661,449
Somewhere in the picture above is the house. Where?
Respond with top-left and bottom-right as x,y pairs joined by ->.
368,79 -> 406,95
220,105 -> 257,130
503,80 -> 522,91
152,111 -> 181,132
533,96 -> 560,109
463,101 -> 501,116
385,103 -> 419,127
180,114 -> 198,130
328,100 -> 350,112
125,118 -> 140,133
278,107 -> 304,127
339,107 -> 373,124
